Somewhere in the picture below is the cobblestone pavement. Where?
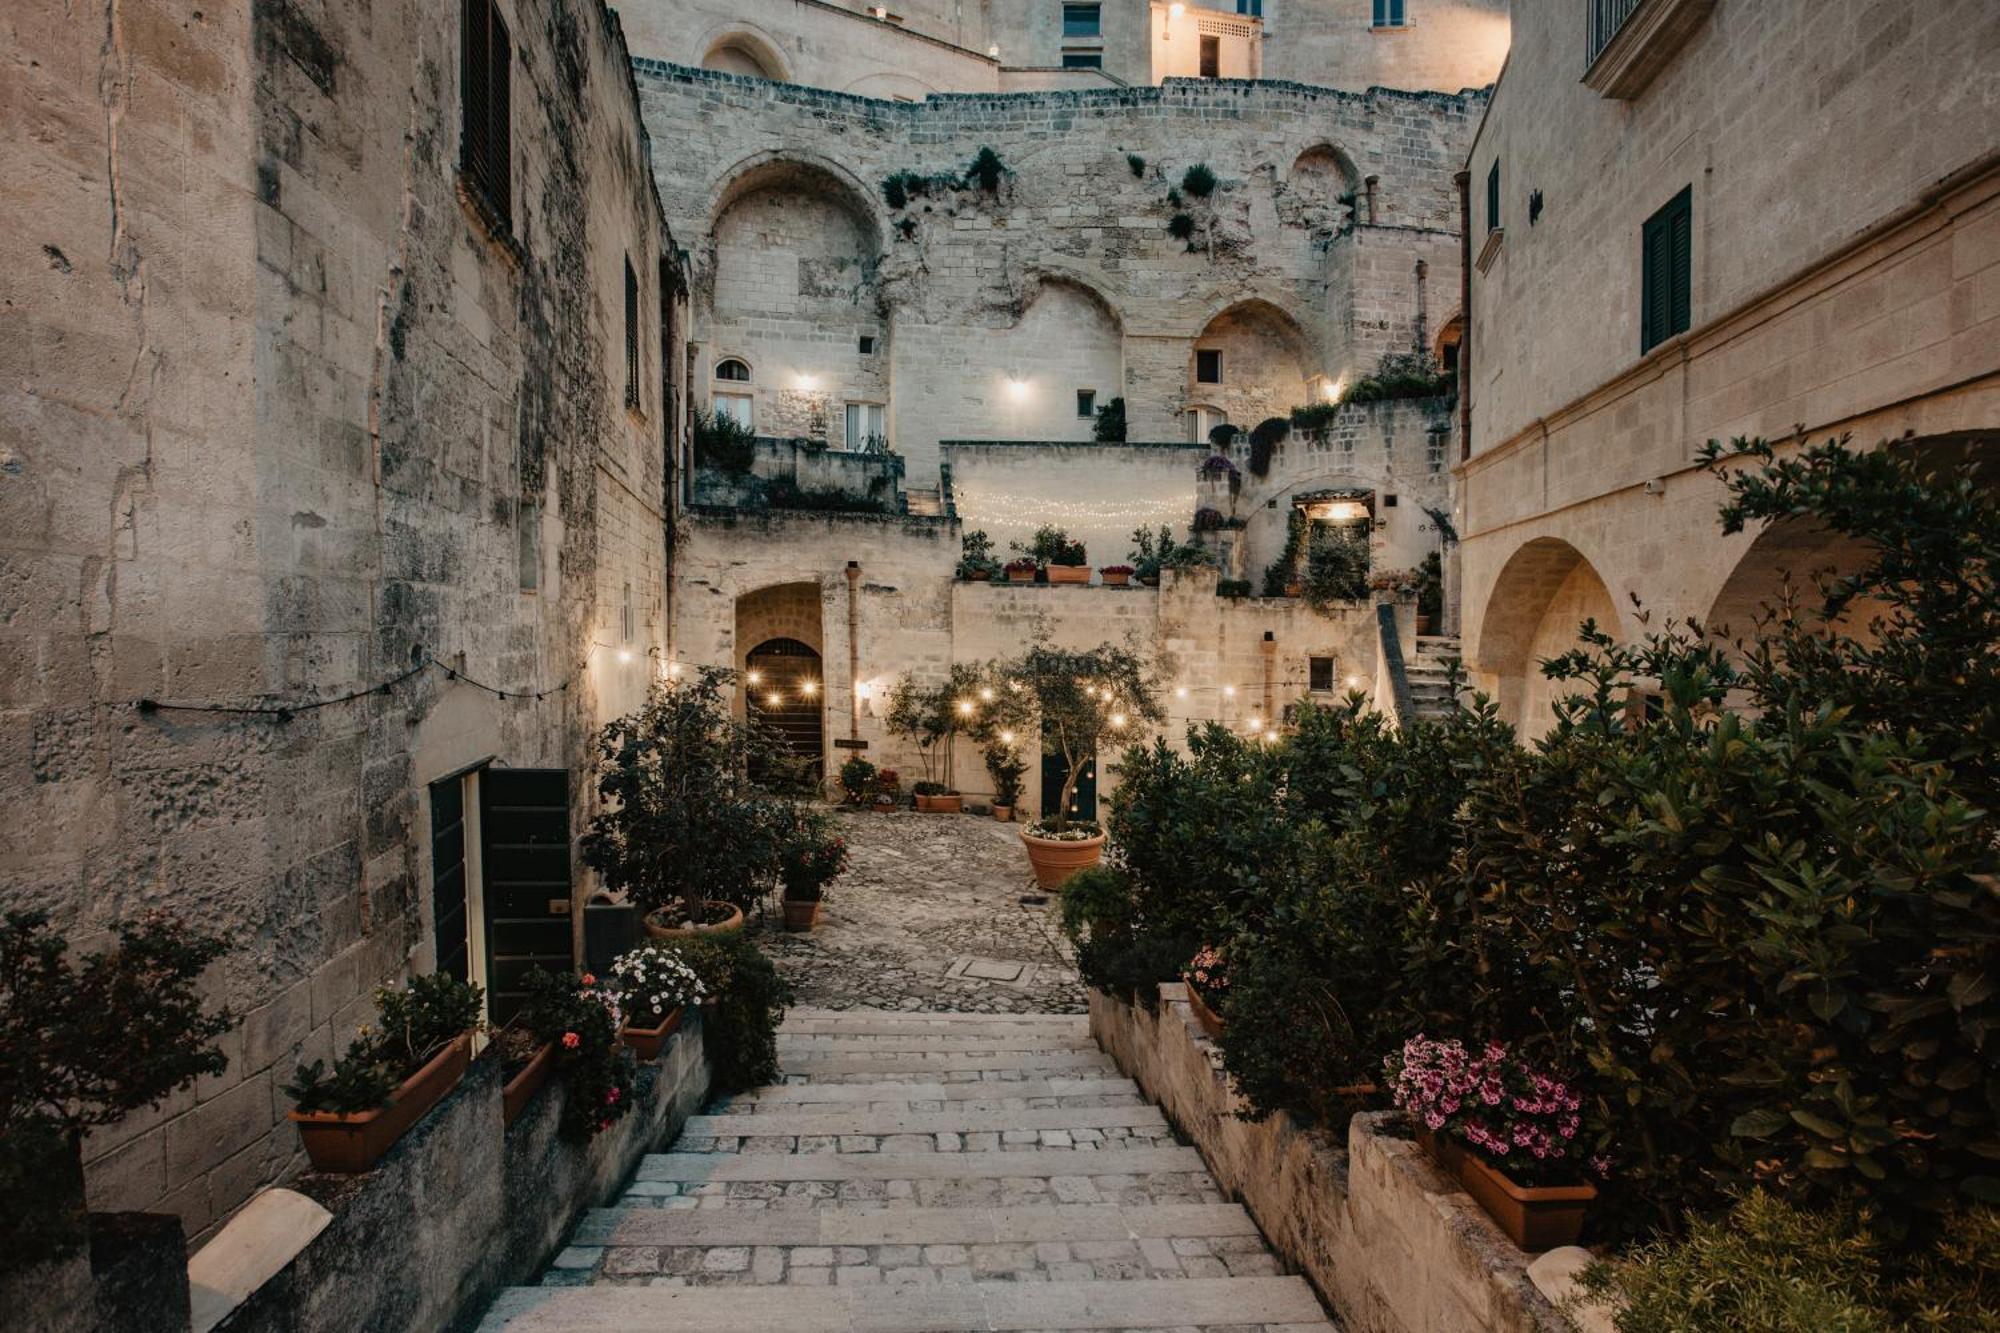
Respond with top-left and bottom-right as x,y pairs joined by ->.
751,809 -> 1085,1015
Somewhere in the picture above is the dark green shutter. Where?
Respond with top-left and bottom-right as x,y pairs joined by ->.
1641,186 -> 1692,353
1486,159 -> 1500,234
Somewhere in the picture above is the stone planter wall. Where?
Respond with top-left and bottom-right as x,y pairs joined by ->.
1090,985 -> 1567,1333
197,1017 -> 708,1333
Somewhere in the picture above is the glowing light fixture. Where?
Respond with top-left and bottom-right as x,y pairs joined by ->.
979,686 -> 995,702
1174,686 -> 1188,699
1223,684 -> 1237,698
617,648 -> 634,664
802,680 -> 820,696
1000,729 -> 1017,744
1006,376 -> 1030,399
795,372 -> 818,391
855,680 -> 872,700
1346,674 -> 1365,689
956,699 -> 975,716
746,669 -> 763,686
766,691 -> 783,707
1110,712 -> 1128,728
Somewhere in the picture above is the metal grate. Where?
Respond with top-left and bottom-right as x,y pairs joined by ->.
1588,0 -> 1645,65
460,0 -> 512,226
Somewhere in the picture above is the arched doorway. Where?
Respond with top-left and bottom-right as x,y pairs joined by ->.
746,638 -> 824,769
1474,536 -> 1620,739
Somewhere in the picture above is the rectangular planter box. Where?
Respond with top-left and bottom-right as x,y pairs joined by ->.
620,1005 -> 685,1061
1046,563 -> 1090,584
502,1043 -> 556,1127
289,1033 -> 473,1174
1456,1152 -> 1597,1252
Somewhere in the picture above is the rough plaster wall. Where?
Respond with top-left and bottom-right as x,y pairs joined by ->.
2,0 -> 675,1246
1263,0 -> 1509,94
616,0 -> 1003,95
638,64 -> 1482,486
1188,304 -> 1312,432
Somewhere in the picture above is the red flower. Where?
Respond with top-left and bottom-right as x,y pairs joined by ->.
561,1031 -> 581,1049
606,1087 -> 621,1105
581,973 -> 596,987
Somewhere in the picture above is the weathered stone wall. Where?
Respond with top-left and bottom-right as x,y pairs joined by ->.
2,0 -> 680,1245
1091,985 -> 1567,1333
635,63 -> 1481,486
1261,0 -> 1509,94
1458,0 -> 2000,732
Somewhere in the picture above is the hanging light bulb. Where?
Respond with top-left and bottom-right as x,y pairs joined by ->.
1174,686 -> 1188,699
747,669 -> 763,686
802,680 -> 819,697
766,691 -> 783,707
1223,685 -> 1237,698
979,686 -> 995,702
1000,729 -> 1016,744
956,699 -> 975,716
1110,712 -> 1128,728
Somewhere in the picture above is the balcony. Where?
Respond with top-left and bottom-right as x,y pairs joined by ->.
1583,0 -> 1714,99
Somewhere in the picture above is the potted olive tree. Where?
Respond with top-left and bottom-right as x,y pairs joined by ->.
984,740 -> 1027,822
885,663 -> 984,812
988,641 -> 1162,887
582,667 -> 799,939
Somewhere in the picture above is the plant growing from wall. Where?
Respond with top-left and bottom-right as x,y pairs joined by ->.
966,146 -> 1007,192
987,641 -> 1162,834
1262,507 -> 1309,596
1288,401 -> 1340,434
1216,578 -> 1252,598
1,911 -> 234,1273
1180,164 -> 1217,198
1207,422 -> 1240,449
694,406 -> 756,472
1093,396 -> 1127,442
1247,417 -> 1288,477
1167,212 -> 1197,242
1340,349 -> 1453,404
580,668 -> 802,929
1126,153 -> 1146,179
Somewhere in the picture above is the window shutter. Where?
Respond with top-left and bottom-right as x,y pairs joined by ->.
624,259 -> 640,408
1668,193 -> 1692,336
460,0 -> 487,183
1486,159 -> 1499,233
1640,186 -> 1691,353
488,14 -> 511,221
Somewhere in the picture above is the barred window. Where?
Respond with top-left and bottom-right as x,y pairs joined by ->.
460,0 -> 512,226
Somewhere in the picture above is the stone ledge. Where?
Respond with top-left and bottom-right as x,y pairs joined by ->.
1088,985 -> 1567,1333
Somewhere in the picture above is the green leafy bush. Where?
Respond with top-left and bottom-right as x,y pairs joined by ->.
679,934 -> 793,1094
1,911 -> 233,1272
1340,349 -> 1453,404
966,146 -> 1007,192
1180,164 -> 1217,198
693,407 -> 756,472
1300,523 -> 1368,610
516,968 -> 635,1143
838,755 -> 877,802
1093,395 -> 1128,442
286,971 -> 483,1114
984,741 -> 1027,809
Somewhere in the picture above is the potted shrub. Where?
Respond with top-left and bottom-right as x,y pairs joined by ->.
582,667 -> 800,940
779,809 -> 847,930
886,665 -> 983,811
675,933 -> 794,1095
987,640 -> 1162,887
957,529 -> 1000,582
837,755 -> 876,806
984,740 -> 1027,822
285,972 -> 483,1173
608,945 -> 707,1060
1001,557 -> 1039,584
871,767 -> 901,811
1016,525 -> 1089,585
508,968 -> 635,1138
1367,566 -> 1422,603
1415,550 -> 1443,635
1,910 -> 234,1275
1099,563 -> 1134,587
1386,1036 -> 1600,1250
1182,945 -> 1227,1039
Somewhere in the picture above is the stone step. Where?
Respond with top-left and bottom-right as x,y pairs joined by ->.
782,1051 -> 1119,1078
479,1276 -> 1334,1330
781,1012 -> 1091,1037
727,1078 -> 1140,1106
681,1105 -> 1166,1141
778,1034 -> 1102,1054
636,1145 -> 1210,1184
598,1202 -> 1261,1248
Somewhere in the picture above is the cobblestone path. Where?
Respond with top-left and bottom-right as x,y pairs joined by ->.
481,813 -> 1335,1330
755,810 -> 1086,1015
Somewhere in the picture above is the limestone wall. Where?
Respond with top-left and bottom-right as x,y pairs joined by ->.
634,63 -> 1483,487
1261,0 -> 1509,94
2,0 -> 680,1245
617,0 -> 1003,94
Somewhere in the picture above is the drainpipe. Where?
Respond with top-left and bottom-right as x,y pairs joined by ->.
1261,631 -> 1275,722
845,561 -> 862,742
1455,169 -> 1472,461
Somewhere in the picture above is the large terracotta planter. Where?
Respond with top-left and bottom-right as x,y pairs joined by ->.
1182,983 -> 1225,1040
644,900 -> 745,940
502,1042 -> 555,1127
1019,826 -> 1106,889
290,1032 -> 472,1173
1099,569 -> 1130,587
1046,563 -> 1090,585
928,793 -> 963,813
782,895 -> 822,932
620,1005 -> 685,1061
1457,1152 -> 1597,1251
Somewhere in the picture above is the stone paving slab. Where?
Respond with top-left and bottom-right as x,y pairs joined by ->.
681,1106 -> 1167,1140
480,1276 -> 1334,1330
782,1051 -> 1119,1077
635,1146 -> 1212,1183
786,1010 -> 1092,1033
779,1035 -> 1104,1053
730,1078 -> 1140,1105
603,1203 -> 1263,1247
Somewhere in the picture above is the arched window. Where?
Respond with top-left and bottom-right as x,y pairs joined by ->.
715,357 -> 751,382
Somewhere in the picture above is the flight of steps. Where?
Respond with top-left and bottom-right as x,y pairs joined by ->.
480,1009 -> 1336,1331
904,486 -> 945,517
1406,635 -> 1463,722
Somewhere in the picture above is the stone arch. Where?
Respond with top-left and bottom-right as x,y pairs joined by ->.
707,154 -> 884,252
734,582 -> 824,668
1279,144 -> 1361,238
1475,537 -> 1622,739
1187,299 -> 1316,430
1704,520 -> 1884,650
1434,311 -> 1464,380
697,25 -> 791,82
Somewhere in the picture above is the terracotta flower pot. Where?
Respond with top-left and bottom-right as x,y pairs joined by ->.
1456,1151 -> 1597,1251
620,1005 -> 685,1061
644,900 -> 745,940
1046,563 -> 1090,585
1099,570 -> 1130,587
966,570 -> 992,581
1182,983 -> 1225,1040
1285,582 -> 1302,598
992,804 -> 1014,823
290,1032 -> 472,1174
782,896 -> 822,932
1416,613 -> 1435,636
502,1042 -> 555,1127
1140,575 -> 1160,587
930,793 -> 962,814
914,793 -> 933,812
1018,826 -> 1106,889
1413,1122 -> 1468,1180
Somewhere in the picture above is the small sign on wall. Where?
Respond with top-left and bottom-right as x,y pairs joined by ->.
833,738 -> 870,750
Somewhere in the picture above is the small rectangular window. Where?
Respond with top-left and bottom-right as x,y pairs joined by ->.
1199,34 -> 1220,78
1195,349 -> 1223,384
1062,3 -> 1101,37
1641,185 -> 1693,353
1061,50 -> 1103,69
1372,0 -> 1406,27
1236,0 -> 1262,14
1486,159 -> 1499,234
460,0 -> 512,226
624,257 -> 640,410
1309,657 -> 1335,691
517,499 -> 540,593
621,582 -> 634,643
845,402 -> 886,452
858,334 -> 876,354
1076,389 -> 1096,418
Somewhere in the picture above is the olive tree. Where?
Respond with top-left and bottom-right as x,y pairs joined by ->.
987,642 -> 1163,832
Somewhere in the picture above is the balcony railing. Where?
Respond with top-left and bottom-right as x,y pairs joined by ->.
1587,0 -> 1644,65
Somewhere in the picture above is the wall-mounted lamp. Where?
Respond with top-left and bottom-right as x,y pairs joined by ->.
795,372 -> 819,392
1006,375 -> 1030,399
617,647 -> 634,664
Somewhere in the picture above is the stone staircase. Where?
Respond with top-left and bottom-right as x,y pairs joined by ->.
904,486 -> 945,517
1406,635 -> 1462,722
479,1009 -> 1335,1331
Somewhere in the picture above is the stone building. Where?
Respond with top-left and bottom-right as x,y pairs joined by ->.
2,0 -> 685,1242
1456,0 -> 2000,738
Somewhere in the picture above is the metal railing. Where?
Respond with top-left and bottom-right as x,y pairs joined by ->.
1587,0 -> 1645,65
